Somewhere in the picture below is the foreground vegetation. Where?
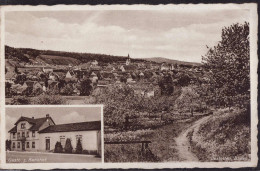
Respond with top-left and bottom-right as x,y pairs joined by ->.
104,22 -> 251,162
188,108 -> 250,161
104,115 -> 204,162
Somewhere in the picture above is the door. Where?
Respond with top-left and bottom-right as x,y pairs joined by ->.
22,142 -> 25,151
46,139 -> 50,151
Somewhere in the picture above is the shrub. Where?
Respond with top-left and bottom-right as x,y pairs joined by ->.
75,139 -> 83,154
32,94 -> 65,104
11,96 -> 31,105
6,140 -> 11,151
60,83 -> 74,96
64,138 -> 73,153
54,141 -> 63,153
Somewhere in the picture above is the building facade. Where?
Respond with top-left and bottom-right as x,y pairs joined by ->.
9,114 -> 101,155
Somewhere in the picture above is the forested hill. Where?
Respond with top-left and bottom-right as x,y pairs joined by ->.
5,45 -> 146,65
5,45 -> 199,66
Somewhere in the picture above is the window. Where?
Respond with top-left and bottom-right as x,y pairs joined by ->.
32,131 -> 35,137
22,132 -> 25,137
26,142 -> 29,148
17,132 -> 20,138
12,142 -> 15,148
17,142 -> 20,148
32,142 -> 35,148
21,123 -> 26,129
26,131 -> 29,138
13,133 -> 15,139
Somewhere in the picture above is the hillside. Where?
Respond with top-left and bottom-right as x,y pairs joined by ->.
36,55 -> 81,65
5,45 -> 144,65
143,57 -> 201,66
188,108 -> 250,161
5,45 -> 199,66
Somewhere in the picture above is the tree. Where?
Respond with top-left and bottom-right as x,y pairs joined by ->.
120,76 -> 127,83
11,96 -> 31,105
75,139 -> 83,154
54,141 -> 63,153
64,138 -> 73,153
80,79 -> 92,96
14,74 -> 27,85
58,79 -> 66,91
60,83 -> 74,95
202,22 -> 249,109
158,74 -> 174,95
95,84 -> 181,129
5,82 -> 12,96
176,73 -> 191,87
14,66 -> 19,74
6,140 -> 11,151
32,94 -> 65,104
175,86 -> 200,116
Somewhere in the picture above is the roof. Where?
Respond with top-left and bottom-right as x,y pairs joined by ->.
43,67 -> 53,69
38,121 -> 101,133
25,81 -> 36,87
9,126 -> 17,133
123,65 -> 136,71
10,116 -> 55,132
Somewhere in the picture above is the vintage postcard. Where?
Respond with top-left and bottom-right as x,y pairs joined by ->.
5,106 -> 102,163
0,3 -> 258,169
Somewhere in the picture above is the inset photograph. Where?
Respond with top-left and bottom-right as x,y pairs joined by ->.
5,106 -> 102,163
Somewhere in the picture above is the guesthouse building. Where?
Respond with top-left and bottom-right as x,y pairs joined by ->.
8,114 -> 101,155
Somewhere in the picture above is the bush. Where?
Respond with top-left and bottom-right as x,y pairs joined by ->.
60,83 -> 74,96
32,94 -> 65,104
11,96 -> 31,105
54,141 -> 63,153
75,139 -> 83,154
6,140 -> 11,151
64,138 -> 73,153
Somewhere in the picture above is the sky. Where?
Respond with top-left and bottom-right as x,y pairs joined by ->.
5,106 -> 101,139
5,9 -> 249,63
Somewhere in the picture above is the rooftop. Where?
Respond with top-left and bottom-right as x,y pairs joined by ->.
38,121 -> 101,133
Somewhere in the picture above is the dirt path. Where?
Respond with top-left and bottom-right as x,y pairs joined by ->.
175,115 -> 211,161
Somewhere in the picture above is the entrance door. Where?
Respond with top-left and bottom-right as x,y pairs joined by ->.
46,139 -> 50,151
22,142 -> 25,151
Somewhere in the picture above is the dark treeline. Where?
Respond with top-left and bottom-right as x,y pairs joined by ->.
5,45 -> 146,64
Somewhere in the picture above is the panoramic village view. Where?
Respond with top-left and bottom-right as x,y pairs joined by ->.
5,10 -> 250,162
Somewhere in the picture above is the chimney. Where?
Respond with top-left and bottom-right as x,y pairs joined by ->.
32,117 -> 34,119
46,114 -> 50,118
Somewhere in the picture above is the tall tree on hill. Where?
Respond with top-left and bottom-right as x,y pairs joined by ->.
158,74 -> 174,95
202,22 -> 250,109
14,66 -> 19,74
80,79 -> 92,96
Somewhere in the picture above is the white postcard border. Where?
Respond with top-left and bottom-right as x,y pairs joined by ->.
0,3 -> 258,169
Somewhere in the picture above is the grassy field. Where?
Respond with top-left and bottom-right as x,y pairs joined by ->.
187,108 -> 250,162
104,115 -> 204,162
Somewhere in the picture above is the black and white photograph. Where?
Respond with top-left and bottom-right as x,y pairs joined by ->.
5,106 -> 102,163
1,3 -> 258,169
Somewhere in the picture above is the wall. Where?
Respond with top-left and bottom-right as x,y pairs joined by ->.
38,131 -> 99,152
10,120 -> 44,151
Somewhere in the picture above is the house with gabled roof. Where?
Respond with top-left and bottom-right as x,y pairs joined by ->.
9,114 -> 101,155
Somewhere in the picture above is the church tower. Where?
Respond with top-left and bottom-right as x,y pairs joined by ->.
126,54 -> 131,65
